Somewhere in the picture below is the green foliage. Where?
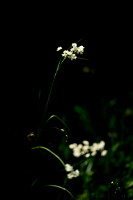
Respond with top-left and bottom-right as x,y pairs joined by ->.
32,146 -> 65,168
73,105 -> 94,133
28,40 -> 133,199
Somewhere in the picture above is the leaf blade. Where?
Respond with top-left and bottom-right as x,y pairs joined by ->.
45,114 -> 70,131
45,184 -> 74,199
32,146 -> 65,168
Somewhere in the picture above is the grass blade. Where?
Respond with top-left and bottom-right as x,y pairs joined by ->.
32,146 -> 65,168
45,114 -> 70,130
45,184 -> 74,199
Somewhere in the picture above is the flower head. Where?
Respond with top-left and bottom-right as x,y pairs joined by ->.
67,169 -> 80,179
57,42 -> 85,60
101,150 -> 108,156
65,164 -> 73,172
56,46 -> 62,51
65,163 -> 80,179
69,139 -> 107,158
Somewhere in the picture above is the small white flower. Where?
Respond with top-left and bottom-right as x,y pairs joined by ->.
71,43 -> 78,53
77,45 -> 85,54
77,144 -> 83,149
81,145 -> 89,155
72,144 -> 84,157
101,150 -> 108,156
98,140 -> 105,150
69,143 -> 77,149
73,148 -> 81,157
61,42 -> 84,60
90,143 -> 98,152
68,53 -> 77,60
72,43 -> 77,48
67,169 -> 80,179
91,151 -> 97,156
82,140 -> 89,145
73,169 -> 80,177
85,153 -> 91,158
56,46 -> 62,51
67,172 -> 74,179
65,164 -> 73,172
62,50 -> 69,57
69,139 -> 107,159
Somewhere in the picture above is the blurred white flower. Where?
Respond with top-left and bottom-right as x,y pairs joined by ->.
90,143 -> 98,152
85,153 -> 91,158
90,141 -> 105,152
65,163 -> 80,179
69,143 -> 77,149
67,169 -> 80,179
73,147 -> 81,157
82,140 -> 89,145
73,169 -> 80,177
81,145 -> 89,155
101,150 -> 108,156
72,43 -> 77,48
65,164 -> 73,172
98,140 -> 105,150
67,172 -> 74,179
77,144 -> 83,149
69,139 -> 107,158
91,151 -> 97,156
56,46 -> 62,51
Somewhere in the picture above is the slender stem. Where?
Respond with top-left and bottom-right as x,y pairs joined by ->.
43,57 -> 65,120
43,38 -> 84,121
43,72 -> 56,119
77,57 -> 88,60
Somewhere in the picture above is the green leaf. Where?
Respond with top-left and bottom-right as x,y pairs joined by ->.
111,143 -> 120,153
45,184 -> 74,199
73,105 -> 95,133
32,146 -> 65,168
45,114 -> 70,130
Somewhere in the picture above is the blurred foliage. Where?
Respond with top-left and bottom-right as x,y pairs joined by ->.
25,86 -> 133,199
20,43 -> 133,199
58,91 -> 133,199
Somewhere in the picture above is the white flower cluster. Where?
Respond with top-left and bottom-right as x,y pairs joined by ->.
65,163 -> 80,179
69,140 -> 108,158
56,43 -> 85,60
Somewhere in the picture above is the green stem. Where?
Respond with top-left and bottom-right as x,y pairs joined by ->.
77,57 -> 88,60
43,38 -> 84,121
43,57 -> 65,120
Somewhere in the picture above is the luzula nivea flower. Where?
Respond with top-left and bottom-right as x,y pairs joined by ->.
67,169 -> 80,179
69,140 -> 108,158
56,46 -> 62,51
65,163 -> 74,172
57,42 -> 85,60
65,163 -> 80,179
101,149 -> 108,156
